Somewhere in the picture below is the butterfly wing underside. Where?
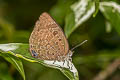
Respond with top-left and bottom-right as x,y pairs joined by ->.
29,12 -> 69,60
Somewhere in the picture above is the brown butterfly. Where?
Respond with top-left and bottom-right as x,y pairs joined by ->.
29,12 -> 87,61
29,12 -> 72,61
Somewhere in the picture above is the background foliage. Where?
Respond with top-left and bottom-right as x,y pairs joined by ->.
0,0 -> 120,80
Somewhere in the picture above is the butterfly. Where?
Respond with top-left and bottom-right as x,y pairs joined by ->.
29,12 -> 87,61
29,12 -> 73,61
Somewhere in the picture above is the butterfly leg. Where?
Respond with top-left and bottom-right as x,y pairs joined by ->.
53,60 -> 56,64
63,60 -> 65,66
70,63 -> 73,70
67,61 -> 71,69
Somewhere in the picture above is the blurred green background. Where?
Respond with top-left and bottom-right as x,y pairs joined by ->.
0,0 -> 120,80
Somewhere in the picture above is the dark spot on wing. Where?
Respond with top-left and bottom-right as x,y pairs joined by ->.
53,31 -> 58,36
31,50 -> 38,57
58,39 -> 61,41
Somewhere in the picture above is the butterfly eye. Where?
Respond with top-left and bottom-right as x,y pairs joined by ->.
31,50 -> 38,57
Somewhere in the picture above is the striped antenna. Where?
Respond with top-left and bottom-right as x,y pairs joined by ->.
71,40 -> 88,51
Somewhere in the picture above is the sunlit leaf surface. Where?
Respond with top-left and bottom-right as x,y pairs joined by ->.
0,43 -> 79,80
65,0 -> 95,37
100,1 -> 120,35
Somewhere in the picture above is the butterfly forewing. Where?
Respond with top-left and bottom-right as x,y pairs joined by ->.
29,12 -> 69,60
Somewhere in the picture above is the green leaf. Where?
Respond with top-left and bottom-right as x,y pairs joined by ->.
0,43 -> 26,80
0,54 -> 25,80
93,0 -> 100,17
0,62 -> 13,80
100,1 -> 120,35
0,43 -> 79,80
60,68 -> 79,80
50,0 -> 75,25
65,0 -> 95,38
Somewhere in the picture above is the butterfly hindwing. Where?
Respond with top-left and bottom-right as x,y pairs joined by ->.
29,12 -> 69,60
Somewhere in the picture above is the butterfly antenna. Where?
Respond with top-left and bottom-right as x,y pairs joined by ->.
71,40 -> 88,51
